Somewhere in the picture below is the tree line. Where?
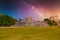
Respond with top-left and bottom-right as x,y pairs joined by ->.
0,14 -> 60,27
0,14 -> 17,27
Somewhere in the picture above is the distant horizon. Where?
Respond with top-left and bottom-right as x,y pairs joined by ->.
0,13 -> 60,21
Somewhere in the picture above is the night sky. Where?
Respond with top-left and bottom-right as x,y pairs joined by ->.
0,0 -> 60,21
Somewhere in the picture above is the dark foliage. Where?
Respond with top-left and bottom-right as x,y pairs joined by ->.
0,14 -> 17,27
44,18 -> 58,26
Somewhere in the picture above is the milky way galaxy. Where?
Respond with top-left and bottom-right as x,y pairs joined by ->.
0,0 -> 60,20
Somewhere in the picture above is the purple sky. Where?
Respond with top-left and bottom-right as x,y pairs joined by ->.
0,0 -> 60,21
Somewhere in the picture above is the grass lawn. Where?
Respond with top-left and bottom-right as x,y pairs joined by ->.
0,27 -> 60,40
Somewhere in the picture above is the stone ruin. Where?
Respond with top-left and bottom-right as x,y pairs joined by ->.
15,16 -> 49,27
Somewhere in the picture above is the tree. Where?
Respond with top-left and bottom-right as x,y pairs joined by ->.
44,18 -> 58,26
0,14 -> 17,27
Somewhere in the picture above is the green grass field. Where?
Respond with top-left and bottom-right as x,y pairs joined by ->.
0,27 -> 60,40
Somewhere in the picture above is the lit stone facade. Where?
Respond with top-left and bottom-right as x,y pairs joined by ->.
15,16 -> 49,27
49,15 -> 60,26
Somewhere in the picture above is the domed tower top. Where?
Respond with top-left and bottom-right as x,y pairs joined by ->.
25,16 -> 33,23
